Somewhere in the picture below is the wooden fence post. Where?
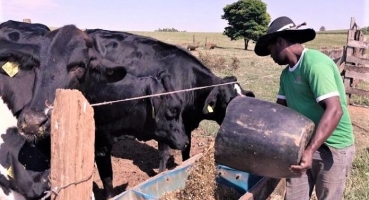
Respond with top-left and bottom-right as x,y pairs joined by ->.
23,18 -> 31,23
50,89 -> 95,200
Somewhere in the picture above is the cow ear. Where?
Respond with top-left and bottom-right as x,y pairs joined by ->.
89,57 -> 127,83
157,70 -> 175,91
0,42 -> 40,70
243,90 -> 255,97
203,88 -> 219,114
146,80 -> 162,119
103,64 -> 127,83
233,84 -> 255,97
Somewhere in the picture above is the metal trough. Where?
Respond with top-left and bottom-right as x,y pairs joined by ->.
112,154 -> 280,200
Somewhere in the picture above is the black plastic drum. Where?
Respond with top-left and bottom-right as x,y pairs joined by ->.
214,96 -> 315,178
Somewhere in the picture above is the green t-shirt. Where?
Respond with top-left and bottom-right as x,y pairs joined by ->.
277,48 -> 354,149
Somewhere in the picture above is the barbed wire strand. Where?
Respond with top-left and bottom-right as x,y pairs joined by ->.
41,169 -> 94,200
89,73 -> 277,107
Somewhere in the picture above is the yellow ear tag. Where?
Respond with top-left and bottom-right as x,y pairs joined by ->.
7,166 -> 14,179
2,62 -> 19,77
152,106 -> 156,119
207,105 -> 214,113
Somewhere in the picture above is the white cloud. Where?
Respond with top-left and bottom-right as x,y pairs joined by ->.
1,0 -> 59,22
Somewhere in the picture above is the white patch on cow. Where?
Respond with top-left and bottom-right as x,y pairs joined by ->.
0,97 -> 17,135
0,165 -> 9,181
0,188 -> 26,200
43,107 -> 50,116
0,97 -> 27,199
234,84 -> 242,96
0,97 -> 17,180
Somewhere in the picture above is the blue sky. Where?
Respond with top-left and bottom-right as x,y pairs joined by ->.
0,0 -> 368,32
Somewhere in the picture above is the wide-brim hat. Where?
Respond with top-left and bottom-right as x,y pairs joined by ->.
254,16 -> 316,56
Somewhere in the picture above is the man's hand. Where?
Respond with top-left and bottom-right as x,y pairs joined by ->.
289,148 -> 314,175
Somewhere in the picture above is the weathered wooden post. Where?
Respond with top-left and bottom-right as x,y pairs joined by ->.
340,17 -> 369,104
50,89 -> 95,200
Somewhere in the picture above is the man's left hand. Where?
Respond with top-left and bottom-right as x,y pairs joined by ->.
289,148 -> 314,175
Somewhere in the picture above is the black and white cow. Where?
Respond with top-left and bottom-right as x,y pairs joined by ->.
0,20 -> 50,158
0,97 -> 49,200
17,25 -> 188,199
0,20 -> 49,116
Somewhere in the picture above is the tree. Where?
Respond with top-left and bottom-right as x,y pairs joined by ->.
319,26 -> 326,31
363,26 -> 369,34
221,0 -> 270,50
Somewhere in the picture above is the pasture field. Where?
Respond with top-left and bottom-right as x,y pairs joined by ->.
126,31 -> 369,199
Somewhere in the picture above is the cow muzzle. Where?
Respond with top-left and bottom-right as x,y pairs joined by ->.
169,130 -> 189,151
18,108 -> 50,141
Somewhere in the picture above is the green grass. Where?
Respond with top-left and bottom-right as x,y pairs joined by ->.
345,108 -> 369,200
126,31 -> 368,199
317,30 -> 349,34
129,31 -> 359,101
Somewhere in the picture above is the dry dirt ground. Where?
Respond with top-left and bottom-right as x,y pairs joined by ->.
92,106 -> 368,200
92,130 -> 214,200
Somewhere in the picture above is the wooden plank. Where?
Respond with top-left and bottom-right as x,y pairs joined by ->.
345,65 -> 369,73
346,47 -> 354,58
347,30 -> 356,42
346,56 -> 369,65
338,63 -> 345,73
345,66 -> 369,81
350,17 -> 356,30
239,178 -> 281,200
50,89 -> 95,200
347,40 -> 368,49
345,87 -> 369,97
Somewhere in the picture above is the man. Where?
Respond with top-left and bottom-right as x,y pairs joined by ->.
254,16 -> 355,200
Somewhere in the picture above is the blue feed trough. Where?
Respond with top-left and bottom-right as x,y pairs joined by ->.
111,154 -> 271,200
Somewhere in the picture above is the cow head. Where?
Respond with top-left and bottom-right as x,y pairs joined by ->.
17,25 -> 127,141
0,40 -> 40,115
202,76 -> 255,124
0,21 -> 49,116
149,73 -> 188,150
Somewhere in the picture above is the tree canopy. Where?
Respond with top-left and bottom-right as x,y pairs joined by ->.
319,26 -> 326,31
222,0 -> 270,50
363,26 -> 369,34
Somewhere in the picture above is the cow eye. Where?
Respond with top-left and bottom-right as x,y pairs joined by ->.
170,108 -> 177,115
166,107 -> 179,118
106,69 -> 114,75
74,67 -> 86,79
68,63 -> 85,71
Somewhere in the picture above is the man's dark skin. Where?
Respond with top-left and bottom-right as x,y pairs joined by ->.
269,37 -> 343,175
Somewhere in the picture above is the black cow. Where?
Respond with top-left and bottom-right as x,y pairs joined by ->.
0,20 -> 50,44
85,29 -> 255,169
0,97 -> 49,200
18,25 -> 188,199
